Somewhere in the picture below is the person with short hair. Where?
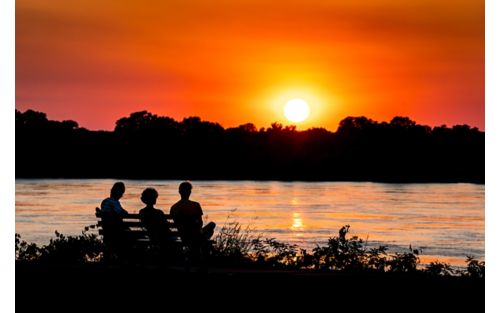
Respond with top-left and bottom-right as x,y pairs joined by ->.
139,188 -> 171,246
170,182 -> 203,242
170,182 -> 216,262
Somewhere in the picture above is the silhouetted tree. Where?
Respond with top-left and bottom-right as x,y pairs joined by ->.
15,109 -> 484,183
390,116 -> 416,129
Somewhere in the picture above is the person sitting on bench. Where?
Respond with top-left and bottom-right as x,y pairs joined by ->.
139,188 -> 175,250
100,182 -> 129,259
170,181 -> 216,260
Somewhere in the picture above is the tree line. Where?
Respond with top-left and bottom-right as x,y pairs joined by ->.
15,109 -> 484,183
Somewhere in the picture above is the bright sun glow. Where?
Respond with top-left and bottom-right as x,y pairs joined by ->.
291,212 -> 304,229
284,98 -> 310,123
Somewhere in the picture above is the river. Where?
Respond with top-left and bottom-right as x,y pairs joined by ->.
15,179 -> 484,267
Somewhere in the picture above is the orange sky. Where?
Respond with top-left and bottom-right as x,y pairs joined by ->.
16,0 -> 484,130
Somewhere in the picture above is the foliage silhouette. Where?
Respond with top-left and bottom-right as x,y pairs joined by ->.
312,224 -> 366,271
16,228 -> 104,265
16,224 -> 484,279
425,261 -> 456,276
16,109 -> 484,183
465,255 -> 485,278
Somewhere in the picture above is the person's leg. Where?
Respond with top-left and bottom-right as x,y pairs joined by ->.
201,222 -> 216,240
200,224 -> 216,267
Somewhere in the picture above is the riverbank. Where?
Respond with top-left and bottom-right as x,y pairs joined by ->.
16,263 -> 484,312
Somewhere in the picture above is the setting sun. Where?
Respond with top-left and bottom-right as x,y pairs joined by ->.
284,98 -> 310,123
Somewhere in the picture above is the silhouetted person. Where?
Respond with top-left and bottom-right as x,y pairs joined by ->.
101,182 -> 128,216
139,188 -> 173,248
99,182 -> 130,261
170,181 -> 216,262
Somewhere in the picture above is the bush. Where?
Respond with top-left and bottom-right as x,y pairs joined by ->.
387,250 -> 419,273
16,228 -> 104,264
16,233 -> 42,262
425,261 -> 456,276
465,256 -> 485,278
312,225 -> 368,271
15,223 -> 484,279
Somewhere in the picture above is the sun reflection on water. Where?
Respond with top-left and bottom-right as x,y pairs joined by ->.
291,212 -> 304,230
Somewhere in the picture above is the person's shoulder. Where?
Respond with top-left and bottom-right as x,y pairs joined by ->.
190,200 -> 202,208
101,197 -> 111,205
188,200 -> 202,213
101,197 -> 115,209
154,208 -> 165,216
103,197 -> 120,205
172,199 -> 184,207
170,201 -> 181,213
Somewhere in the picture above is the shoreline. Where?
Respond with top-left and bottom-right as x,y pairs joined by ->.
14,176 -> 486,185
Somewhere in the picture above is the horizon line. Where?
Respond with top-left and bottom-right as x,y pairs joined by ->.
15,108 -> 485,133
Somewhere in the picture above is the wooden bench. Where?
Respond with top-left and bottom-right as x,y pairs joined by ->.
95,208 -> 187,264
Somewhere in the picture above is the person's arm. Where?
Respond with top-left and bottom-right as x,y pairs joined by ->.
114,201 -> 128,215
100,199 -> 108,211
170,205 -> 181,227
195,203 -> 203,229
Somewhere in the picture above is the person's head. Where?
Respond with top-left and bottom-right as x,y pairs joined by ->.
110,182 -> 125,200
179,181 -> 192,199
141,188 -> 158,206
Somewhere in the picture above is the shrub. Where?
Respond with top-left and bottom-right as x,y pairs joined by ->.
366,246 -> 389,272
387,250 -> 419,273
465,256 -> 485,278
16,234 -> 41,262
16,223 -> 484,278
425,261 -> 455,276
15,227 -> 104,264
312,225 -> 369,271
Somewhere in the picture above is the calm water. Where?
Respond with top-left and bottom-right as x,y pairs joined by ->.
15,179 -> 484,266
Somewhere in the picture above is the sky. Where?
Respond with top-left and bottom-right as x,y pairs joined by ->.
16,0 -> 484,131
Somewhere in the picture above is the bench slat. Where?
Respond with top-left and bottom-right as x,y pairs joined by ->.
97,220 -> 179,230
95,211 -> 175,220
95,207 -> 184,251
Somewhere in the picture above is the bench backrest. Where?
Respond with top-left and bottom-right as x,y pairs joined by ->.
95,207 -> 183,244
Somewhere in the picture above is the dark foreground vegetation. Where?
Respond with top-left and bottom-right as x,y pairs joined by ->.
16,109 -> 484,183
16,224 -> 484,312
15,224 -> 486,277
